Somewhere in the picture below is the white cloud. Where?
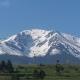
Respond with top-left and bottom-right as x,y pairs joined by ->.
0,0 -> 10,8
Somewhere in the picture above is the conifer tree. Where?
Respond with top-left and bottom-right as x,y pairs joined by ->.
0,60 -> 6,72
6,60 -> 14,73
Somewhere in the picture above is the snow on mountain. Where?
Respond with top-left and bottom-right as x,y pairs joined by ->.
0,29 -> 80,63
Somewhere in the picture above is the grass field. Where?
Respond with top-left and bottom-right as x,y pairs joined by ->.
0,64 -> 80,80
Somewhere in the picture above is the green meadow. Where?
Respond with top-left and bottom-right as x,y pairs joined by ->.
0,63 -> 80,80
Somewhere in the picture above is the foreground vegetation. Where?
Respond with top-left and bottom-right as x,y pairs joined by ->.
0,60 -> 80,80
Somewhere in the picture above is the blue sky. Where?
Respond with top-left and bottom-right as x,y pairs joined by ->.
0,0 -> 80,38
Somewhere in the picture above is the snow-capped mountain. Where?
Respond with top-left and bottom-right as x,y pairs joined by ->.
0,29 -> 80,64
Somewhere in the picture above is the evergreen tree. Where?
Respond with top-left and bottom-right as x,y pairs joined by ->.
33,69 -> 46,80
55,60 -> 64,76
6,60 -> 14,73
0,60 -> 7,72
39,69 -> 46,80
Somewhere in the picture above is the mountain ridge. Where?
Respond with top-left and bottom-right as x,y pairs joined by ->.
0,29 -> 80,64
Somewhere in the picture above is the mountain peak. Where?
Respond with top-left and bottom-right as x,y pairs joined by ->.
0,28 -> 80,60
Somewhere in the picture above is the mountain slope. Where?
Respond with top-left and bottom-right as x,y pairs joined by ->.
0,29 -> 80,64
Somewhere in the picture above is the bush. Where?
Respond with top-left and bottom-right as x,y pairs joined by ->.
33,69 -> 46,80
55,60 -> 64,76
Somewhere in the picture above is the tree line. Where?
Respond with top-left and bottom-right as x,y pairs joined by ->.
0,59 -> 64,80
0,60 -> 14,73
0,60 -> 46,80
